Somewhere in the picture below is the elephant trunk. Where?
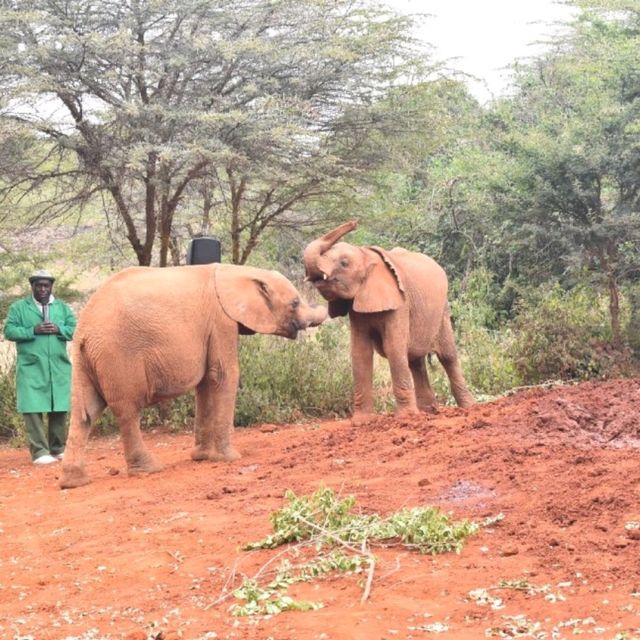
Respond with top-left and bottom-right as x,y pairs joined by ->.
304,220 -> 358,280
307,303 -> 328,327
288,302 -> 327,338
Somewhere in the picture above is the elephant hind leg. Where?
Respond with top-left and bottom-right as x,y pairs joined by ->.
409,357 -> 438,413
112,403 -> 163,476
60,376 -> 107,489
436,315 -> 475,408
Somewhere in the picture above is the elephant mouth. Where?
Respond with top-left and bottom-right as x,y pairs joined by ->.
309,278 -> 337,300
284,319 -> 302,340
314,286 -> 337,301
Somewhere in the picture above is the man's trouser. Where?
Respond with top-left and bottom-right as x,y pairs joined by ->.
23,412 -> 68,461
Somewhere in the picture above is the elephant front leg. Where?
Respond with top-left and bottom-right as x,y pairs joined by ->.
191,362 -> 241,463
350,323 -> 376,425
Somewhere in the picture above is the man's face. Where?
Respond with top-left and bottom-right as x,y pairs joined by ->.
31,279 -> 53,304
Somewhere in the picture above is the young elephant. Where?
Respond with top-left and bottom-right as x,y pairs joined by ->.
60,264 -> 327,489
303,221 -> 474,422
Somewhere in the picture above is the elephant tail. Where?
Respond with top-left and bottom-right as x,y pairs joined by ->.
72,338 -> 107,426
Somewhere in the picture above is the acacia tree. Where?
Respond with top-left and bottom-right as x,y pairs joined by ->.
0,0 -> 423,265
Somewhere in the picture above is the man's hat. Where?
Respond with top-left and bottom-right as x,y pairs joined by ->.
29,269 -> 55,283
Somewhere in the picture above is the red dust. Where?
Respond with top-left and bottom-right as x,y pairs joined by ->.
1,378 -> 640,639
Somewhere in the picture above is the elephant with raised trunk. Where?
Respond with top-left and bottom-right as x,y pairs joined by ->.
303,221 -> 474,421
60,264 -> 327,489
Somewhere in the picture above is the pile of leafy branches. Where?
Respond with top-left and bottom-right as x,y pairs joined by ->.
245,485 -> 479,554
226,485 -> 484,616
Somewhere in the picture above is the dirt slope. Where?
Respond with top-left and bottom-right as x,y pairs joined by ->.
1,378 -> 640,640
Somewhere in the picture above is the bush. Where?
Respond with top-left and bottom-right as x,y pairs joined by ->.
508,283 -> 628,384
627,284 -> 640,358
452,325 -> 522,399
236,321 -> 354,425
448,270 -> 522,399
0,357 -> 26,445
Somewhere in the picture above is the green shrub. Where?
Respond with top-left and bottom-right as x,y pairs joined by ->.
236,321 -> 354,425
0,357 -> 26,445
92,395 -> 196,435
626,284 -> 640,358
448,270 -> 522,399
450,268 -> 504,330
453,325 -> 522,399
508,282 -> 626,384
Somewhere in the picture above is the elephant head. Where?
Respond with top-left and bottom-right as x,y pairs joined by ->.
303,221 -> 405,317
215,264 -> 327,338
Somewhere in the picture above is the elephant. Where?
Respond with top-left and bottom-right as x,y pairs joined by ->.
60,264 -> 327,489
303,220 -> 474,422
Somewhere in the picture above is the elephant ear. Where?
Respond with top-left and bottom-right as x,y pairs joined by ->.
353,247 -> 405,313
214,264 -> 279,334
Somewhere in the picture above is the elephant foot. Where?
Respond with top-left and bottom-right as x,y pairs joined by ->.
452,386 -> 476,408
419,404 -> 439,415
126,451 -> 163,476
191,446 -> 210,462
191,446 -> 241,463
60,464 -> 91,490
351,412 -> 377,427
394,407 -> 420,420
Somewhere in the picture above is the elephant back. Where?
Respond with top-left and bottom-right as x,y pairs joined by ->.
389,248 -> 447,290
386,248 -> 449,317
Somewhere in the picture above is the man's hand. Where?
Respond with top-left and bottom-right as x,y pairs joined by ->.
34,322 -> 60,335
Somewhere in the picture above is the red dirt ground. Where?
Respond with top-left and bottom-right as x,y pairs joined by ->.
1,378 -> 640,640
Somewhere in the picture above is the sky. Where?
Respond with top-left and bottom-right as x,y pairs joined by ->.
382,0 -> 576,102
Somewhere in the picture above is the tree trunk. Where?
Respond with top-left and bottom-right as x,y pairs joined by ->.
228,169 -> 246,265
601,241 -> 622,347
141,152 -> 159,266
201,187 -> 213,233
159,198 -> 173,267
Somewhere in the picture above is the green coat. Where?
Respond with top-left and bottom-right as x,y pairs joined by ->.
3,297 -> 76,413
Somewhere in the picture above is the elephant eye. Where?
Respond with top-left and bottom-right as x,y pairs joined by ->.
339,258 -> 349,268
291,298 -> 300,310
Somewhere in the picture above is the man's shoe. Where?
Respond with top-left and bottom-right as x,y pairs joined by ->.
52,452 -> 64,460
33,454 -> 58,465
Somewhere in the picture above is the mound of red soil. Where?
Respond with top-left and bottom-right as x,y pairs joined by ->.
1,378 -> 640,639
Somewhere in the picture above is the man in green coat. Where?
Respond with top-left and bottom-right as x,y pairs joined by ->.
3,269 -> 77,464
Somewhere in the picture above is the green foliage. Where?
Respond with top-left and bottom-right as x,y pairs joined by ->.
231,485 -> 480,616
231,549 -> 367,616
244,485 -> 479,555
0,359 -> 25,445
453,325 -> 521,399
447,269 -> 522,398
93,408 -> 118,436
230,579 -> 323,617
235,322 -> 354,425
508,282 -> 630,383
627,284 -> 640,357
